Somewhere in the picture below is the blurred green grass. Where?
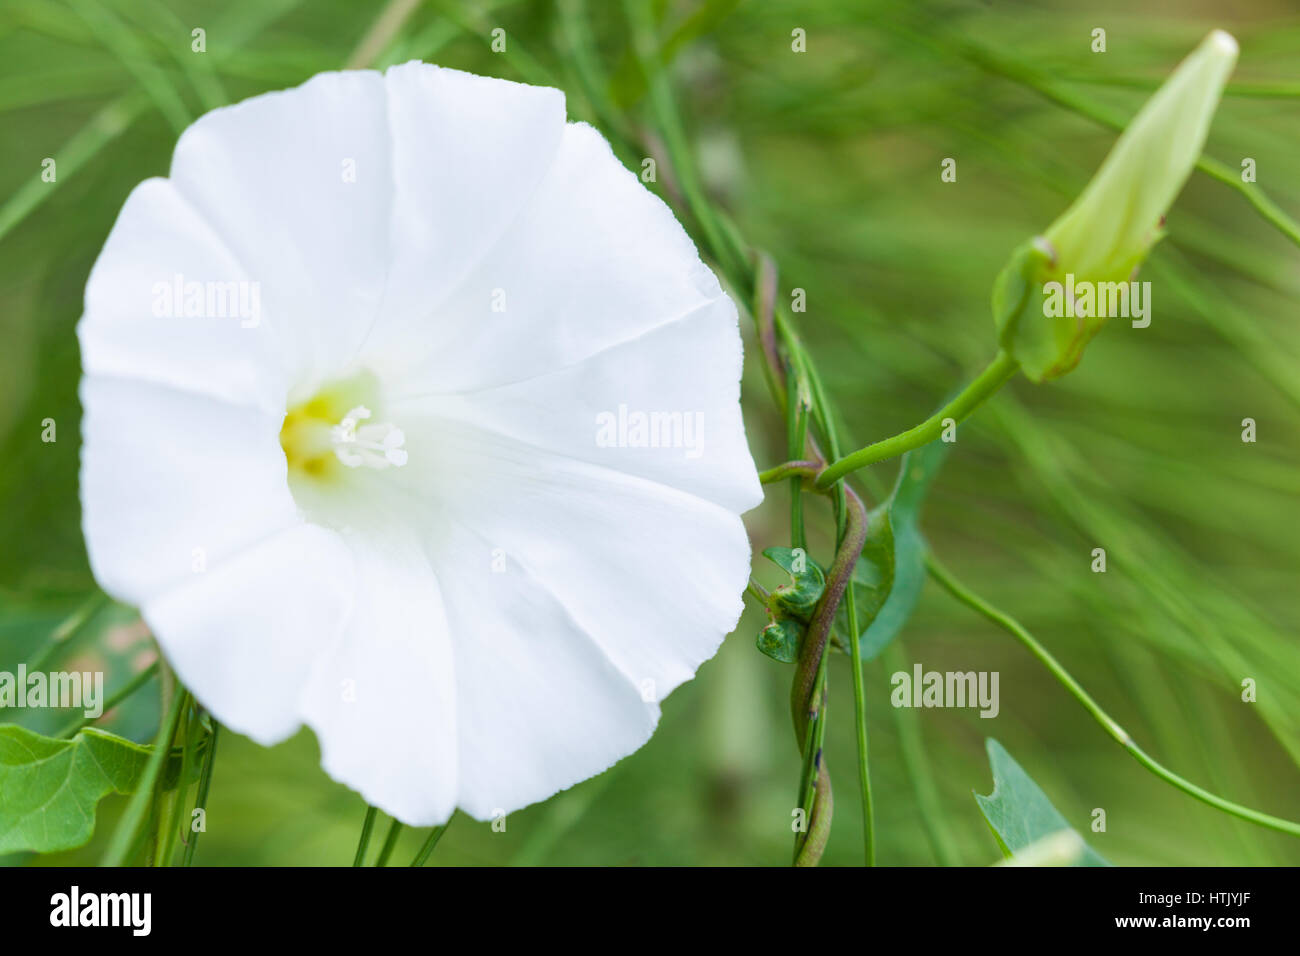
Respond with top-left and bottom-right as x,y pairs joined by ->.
2,0 -> 1298,865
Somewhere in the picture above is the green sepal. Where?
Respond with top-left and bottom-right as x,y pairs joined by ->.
991,236 -> 1064,383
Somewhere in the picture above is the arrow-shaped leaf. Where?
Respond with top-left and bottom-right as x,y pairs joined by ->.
974,738 -> 1109,867
0,723 -> 203,854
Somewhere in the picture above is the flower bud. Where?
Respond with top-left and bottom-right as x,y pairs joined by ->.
994,30 -> 1238,382
756,547 -> 825,663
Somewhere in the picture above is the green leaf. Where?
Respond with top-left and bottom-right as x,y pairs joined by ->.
854,438 -> 950,659
0,723 -> 202,854
974,738 -> 1109,867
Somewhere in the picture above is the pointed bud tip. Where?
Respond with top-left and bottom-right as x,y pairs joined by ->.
1208,29 -> 1238,58
1031,236 -> 1057,268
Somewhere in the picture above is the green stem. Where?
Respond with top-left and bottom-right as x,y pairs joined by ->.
752,253 -> 788,413
352,806 -> 379,866
101,675 -> 187,866
845,494 -> 875,866
345,0 -> 422,69
791,530 -> 862,733
374,820 -> 404,867
927,555 -> 1300,838
816,351 -> 1018,487
785,357 -> 818,860
57,659 -> 159,738
794,658 -> 832,867
620,0 -> 746,280
759,459 -> 822,485
557,0 -> 634,142
787,388 -> 811,550
16,592 -> 109,677
410,816 -> 454,866
156,696 -> 197,866
182,721 -> 219,867
882,644 -> 958,865
790,484 -> 868,865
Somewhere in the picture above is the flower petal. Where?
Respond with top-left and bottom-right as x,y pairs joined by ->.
370,121 -> 724,392
79,178 -> 285,414
143,524 -> 353,744
417,512 -> 658,819
399,303 -> 762,514
79,376 -> 300,604
297,530 -> 459,826
365,63 -> 567,346
167,70 -> 395,384
395,417 -> 751,710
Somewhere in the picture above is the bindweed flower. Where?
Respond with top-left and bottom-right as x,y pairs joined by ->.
993,30 -> 1238,382
78,64 -> 762,825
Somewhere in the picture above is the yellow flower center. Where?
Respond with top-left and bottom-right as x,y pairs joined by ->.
280,372 -> 407,483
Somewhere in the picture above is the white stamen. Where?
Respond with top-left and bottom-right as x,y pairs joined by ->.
331,405 -> 408,469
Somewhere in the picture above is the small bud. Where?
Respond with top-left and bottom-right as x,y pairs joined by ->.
754,547 -> 825,664
763,546 -> 824,624
993,31 -> 1237,382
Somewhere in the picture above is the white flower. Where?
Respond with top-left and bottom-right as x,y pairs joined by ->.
78,63 -> 762,825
